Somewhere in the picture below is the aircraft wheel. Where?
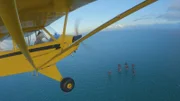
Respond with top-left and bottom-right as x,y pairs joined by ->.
60,77 -> 75,92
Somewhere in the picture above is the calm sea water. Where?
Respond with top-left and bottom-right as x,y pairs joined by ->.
0,29 -> 180,101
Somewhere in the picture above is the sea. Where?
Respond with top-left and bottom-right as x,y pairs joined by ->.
0,28 -> 180,101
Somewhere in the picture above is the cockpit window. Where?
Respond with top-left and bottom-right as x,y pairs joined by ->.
0,29 -> 59,51
24,30 -> 55,46
0,36 -> 13,51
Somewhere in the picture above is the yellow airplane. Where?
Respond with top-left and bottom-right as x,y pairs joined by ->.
0,0 -> 157,92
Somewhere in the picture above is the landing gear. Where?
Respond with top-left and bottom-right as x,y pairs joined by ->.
60,77 -> 75,92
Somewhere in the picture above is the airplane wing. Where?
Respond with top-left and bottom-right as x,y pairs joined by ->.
0,0 -> 95,35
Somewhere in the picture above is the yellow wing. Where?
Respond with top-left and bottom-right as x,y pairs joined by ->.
0,0 -> 95,34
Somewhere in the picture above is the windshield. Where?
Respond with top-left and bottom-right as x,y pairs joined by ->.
0,37 -> 13,51
0,29 -> 59,51
25,30 -> 50,46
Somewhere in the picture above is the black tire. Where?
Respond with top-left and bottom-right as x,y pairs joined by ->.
60,77 -> 75,92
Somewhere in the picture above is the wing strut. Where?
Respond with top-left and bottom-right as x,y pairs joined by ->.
0,0 -> 37,70
43,28 -> 57,41
60,9 -> 69,49
38,0 -> 157,68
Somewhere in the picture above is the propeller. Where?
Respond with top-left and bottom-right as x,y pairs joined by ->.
73,19 -> 84,43
72,19 -> 93,51
75,19 -> 81,36
73,20 -> 87,45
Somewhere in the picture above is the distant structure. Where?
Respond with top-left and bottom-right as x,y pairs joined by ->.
132,64 -> 135,76
108,71 -> 112,75
118,64 -> 121,72
132,64 -> 135,68
125,62 -> 128,69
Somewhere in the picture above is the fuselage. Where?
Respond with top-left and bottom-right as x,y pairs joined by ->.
0,35 -> 80,76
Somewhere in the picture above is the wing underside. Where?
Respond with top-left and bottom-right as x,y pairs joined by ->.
0,0 -> 95,34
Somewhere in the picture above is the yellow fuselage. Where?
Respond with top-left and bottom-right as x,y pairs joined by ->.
0,35 -> 78,77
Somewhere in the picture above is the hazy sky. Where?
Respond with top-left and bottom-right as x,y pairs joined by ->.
49,0 -> 180,34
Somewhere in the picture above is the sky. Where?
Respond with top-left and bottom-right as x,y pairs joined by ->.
49,0 -> 180,35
